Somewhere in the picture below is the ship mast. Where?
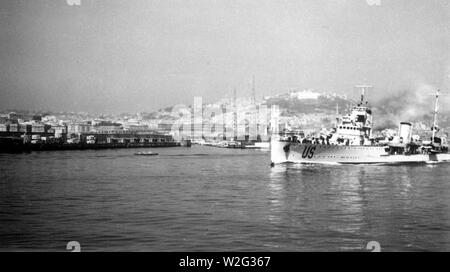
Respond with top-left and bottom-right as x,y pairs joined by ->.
431,89 -> 440,144
251,75 -> 256,104
355,85 -> 372,105
233,88 -> 238,141
335,103 -> 340,129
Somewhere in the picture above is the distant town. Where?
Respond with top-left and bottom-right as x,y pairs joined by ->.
0,88 -> 448,152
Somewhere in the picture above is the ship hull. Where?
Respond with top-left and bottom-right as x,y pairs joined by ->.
270,140 -> 450,165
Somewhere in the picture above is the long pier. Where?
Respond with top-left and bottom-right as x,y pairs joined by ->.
0,138 -> 191,153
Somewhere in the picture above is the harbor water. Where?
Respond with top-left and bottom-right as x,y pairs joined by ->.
1,146 -> 449,251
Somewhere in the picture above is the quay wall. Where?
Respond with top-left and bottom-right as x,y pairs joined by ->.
0,138 -> 185,153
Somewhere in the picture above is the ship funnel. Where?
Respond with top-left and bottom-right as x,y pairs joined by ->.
398,122 -> 412,144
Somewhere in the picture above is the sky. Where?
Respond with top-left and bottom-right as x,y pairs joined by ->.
0,0 -> 449,113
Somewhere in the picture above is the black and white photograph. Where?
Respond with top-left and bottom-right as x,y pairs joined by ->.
1,0 -> 449,257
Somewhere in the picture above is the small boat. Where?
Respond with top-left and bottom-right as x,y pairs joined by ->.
134,151 -> 158,156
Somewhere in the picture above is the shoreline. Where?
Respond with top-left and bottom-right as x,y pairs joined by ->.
0,141 -> 190,153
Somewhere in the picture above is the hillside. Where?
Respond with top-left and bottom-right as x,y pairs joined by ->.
141,89 -> 449,134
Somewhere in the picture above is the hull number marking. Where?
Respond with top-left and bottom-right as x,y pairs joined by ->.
302,146 -> 316,159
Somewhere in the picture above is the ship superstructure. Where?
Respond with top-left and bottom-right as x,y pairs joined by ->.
270,86 -> 450,165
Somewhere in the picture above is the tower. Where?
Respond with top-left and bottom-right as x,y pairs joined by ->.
251,75 -> 256,103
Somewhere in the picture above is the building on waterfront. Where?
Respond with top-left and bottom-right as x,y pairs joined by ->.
122,120 -> 149,131
8,123 -> 18,132
51,125 -> 68,138
79,131 -> 174,145
92,121 -> 122,133
18,123 -> 31,133
0,123 -> 7,132
146,120 -> 160,130
31,122 -> 45,133
157,121 -> 176,134
68,122 -> 92,134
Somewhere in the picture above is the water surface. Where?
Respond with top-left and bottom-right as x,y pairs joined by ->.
1,146 -> 449,251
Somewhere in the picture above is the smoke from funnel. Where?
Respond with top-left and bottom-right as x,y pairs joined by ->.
372,83 -> 448,130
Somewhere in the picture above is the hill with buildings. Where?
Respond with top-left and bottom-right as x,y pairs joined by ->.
1,88 -> 448,143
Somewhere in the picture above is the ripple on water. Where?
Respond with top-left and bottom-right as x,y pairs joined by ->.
1,146 -> 450,251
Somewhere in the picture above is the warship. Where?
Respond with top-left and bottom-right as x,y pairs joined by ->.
270,86 -> 450,165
